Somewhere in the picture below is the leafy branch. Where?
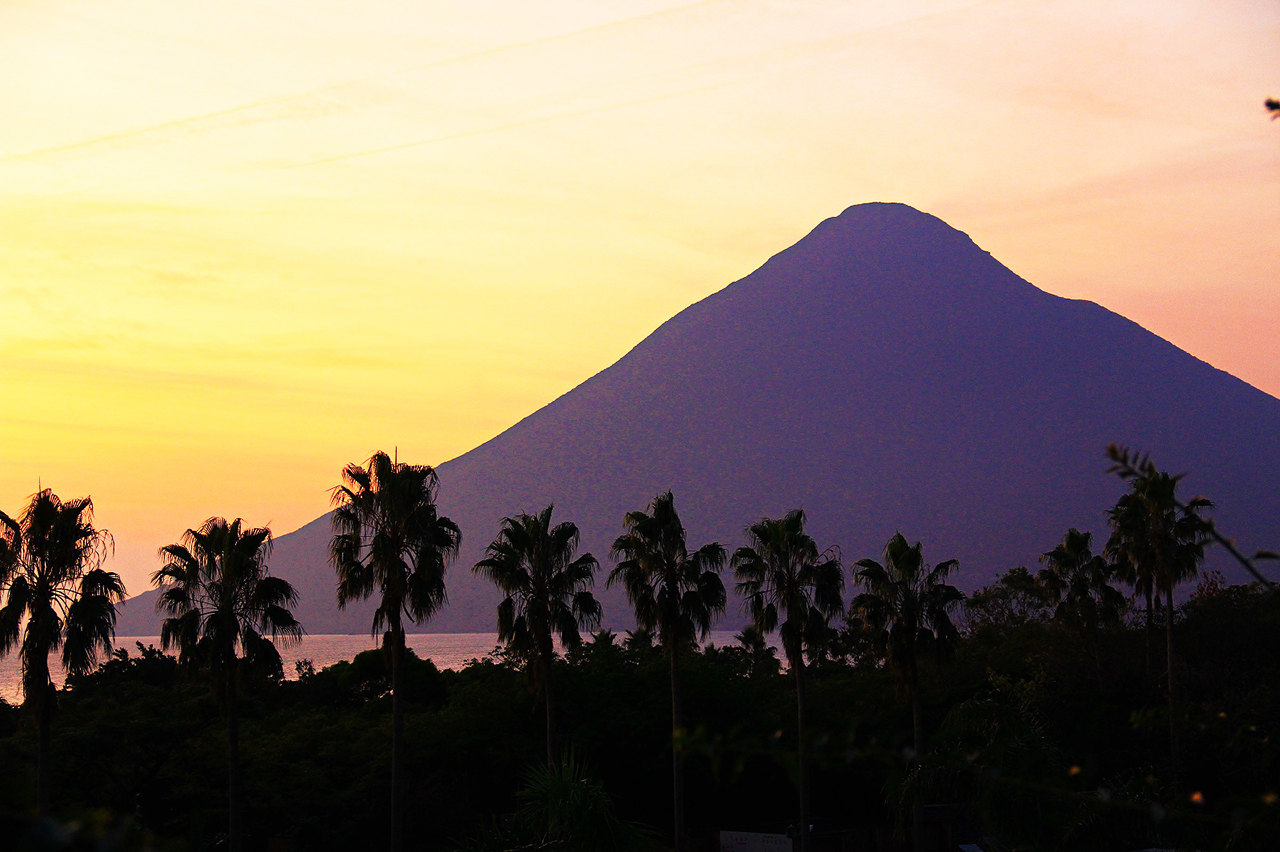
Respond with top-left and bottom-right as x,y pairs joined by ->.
1106,444 -> 1276,589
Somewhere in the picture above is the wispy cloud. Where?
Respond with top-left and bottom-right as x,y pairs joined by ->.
0,0 -> 729,165
283,78 -> 740,168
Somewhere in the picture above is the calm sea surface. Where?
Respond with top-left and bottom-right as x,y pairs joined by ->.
0,630 -> 758,704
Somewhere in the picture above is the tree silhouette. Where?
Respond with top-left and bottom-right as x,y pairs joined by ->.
732,510 -> 842,852
0,489 -> 125,814
1106,507 -> 1159,678
1106,465 -> 1211,788
1107,444 -> 1274,589
474,505 -> 602,767
609,491 -> 726,852
154,517 -> 301,852
963,566 -> 1052,631
1039,528 -> 1126,678
732,624 -> 780,678
329,450 -> 460,852
852,532 -> 963,852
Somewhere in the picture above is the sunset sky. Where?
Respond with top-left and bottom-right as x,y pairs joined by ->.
3,0 -> 1277,596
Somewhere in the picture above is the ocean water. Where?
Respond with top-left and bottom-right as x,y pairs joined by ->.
0,630 -> 759,705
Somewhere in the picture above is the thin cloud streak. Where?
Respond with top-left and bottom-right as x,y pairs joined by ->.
0,86 -> 357,164
2,0 -> 987,170
281,79 -> 741,169
279,2 -> 995,170
0,0 -> 728,165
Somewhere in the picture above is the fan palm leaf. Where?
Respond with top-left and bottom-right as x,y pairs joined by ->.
474,505 -> 601,767
852,532 -> 963,852
609,491 -> 725,851
328,450 -> 460,852
732,509 -> 842,852
154,516 -> 300,852
0,489 -> 124,814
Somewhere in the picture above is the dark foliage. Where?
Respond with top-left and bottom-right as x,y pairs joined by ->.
1,573 -> 1276,851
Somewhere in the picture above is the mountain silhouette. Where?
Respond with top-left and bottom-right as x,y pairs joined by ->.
117,203 -> 1280,634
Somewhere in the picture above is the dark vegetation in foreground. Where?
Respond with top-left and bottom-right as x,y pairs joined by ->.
0,575 -> 1276,851
2,446 -> 1278,851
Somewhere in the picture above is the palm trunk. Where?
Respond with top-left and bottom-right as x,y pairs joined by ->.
670,645 -> 686,852
911,680 -> 924,852
227,663 -> 243,852
1144,587 -> 1154,678
541,651 -> 557,768
793,651 -> 810,852
36,701 -> 51,817
34,680 -> 52,813
1165,586 -> 1179,791
1089,622 -> 1103,688
30,654 -> 53,817
390,622 -> 405,852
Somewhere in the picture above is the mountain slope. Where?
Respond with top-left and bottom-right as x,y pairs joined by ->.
117,203 -> 1280,634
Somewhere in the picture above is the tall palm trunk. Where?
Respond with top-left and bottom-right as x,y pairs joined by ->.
793,651 -> 810,852
1165,586 -> 1179,791
1143,587 -> 1154,678
540,646 -> 557,768
36,697 -> 52,817
910,678 -> 924,852
390,621 -> 406,852
227,665 -> 243,852
1088,617 -> 1103,688
30,652 -> 53,817
670,645 -> 686,852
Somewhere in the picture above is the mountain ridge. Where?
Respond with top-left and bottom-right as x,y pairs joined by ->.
116,202 -> 1280,635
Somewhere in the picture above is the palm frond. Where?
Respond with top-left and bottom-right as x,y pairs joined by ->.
0,490 -> 118,703
732,511 -> 842,663
852,532 -> 964,683
610,492 -> 728,648
0,575 -> 33,655
329,451 -> 458,630
474,506 -> 602,673
151,516 -> 300,690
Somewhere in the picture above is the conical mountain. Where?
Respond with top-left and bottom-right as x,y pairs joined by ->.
117,203 -> 1280,634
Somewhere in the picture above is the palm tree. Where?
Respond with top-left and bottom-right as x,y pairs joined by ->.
1039,528 -> 1126,679
473,505 -> 602,767
852,532 -> 963,852
1105,469 -> 1211,787
154,516 -> 301,852
732,509 -> 843,852
329,450 -> 461,852
0,489 -> 125,815
609,491 -> 726,852
1106,497 -> 1159,677
732,624 -> 780,678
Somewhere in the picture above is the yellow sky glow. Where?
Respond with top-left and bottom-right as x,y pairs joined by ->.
2,0 -> 1277,595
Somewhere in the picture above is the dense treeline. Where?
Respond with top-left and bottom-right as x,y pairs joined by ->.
1,446 -> 1278,851
0,578 -> 1276,851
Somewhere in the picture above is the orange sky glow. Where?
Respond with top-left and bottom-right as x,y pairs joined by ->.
2,0 -> 1277,596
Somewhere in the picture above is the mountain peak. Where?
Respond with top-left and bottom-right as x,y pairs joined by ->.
732,201 -> 1027,316
820,201 -> 964,239
834,200 -> 936,222
116,206 -> 1280,634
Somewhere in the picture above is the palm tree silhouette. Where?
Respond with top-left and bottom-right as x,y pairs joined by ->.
474,505 -> 602,767
609,491 -> 726,852
1106,469 -> 1211,787
1107,502 -> 1159,677
154,517 -> 301,852
732,624 -> 780,678
0,489 -> 125,815
329,450 -> 461,852
852,532 -> 963,852
1039,528 -> 1126,678
732,510 -> 842,852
